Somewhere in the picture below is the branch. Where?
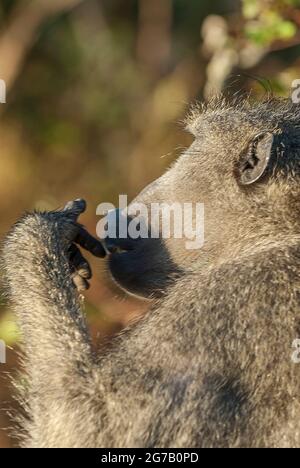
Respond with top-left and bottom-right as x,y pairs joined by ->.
0,0 -> 84,92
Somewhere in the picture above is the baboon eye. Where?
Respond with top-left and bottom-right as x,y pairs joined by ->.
237,132 -> 275,186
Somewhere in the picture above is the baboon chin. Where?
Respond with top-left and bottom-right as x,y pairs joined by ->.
3,96 -> 300,448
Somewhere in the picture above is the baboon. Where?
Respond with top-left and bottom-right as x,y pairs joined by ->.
3,96 -> 300,448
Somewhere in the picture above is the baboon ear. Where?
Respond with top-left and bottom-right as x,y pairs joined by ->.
237,132 -> 275,185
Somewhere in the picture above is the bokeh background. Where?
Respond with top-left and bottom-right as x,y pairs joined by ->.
1,0 -> 300,448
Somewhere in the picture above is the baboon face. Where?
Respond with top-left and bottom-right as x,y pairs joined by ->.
105,98 -> 300,299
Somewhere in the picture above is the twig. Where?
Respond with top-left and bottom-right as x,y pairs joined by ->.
0,0 -> 84,92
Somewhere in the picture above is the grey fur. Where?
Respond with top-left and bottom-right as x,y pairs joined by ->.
2,96 -> 300,448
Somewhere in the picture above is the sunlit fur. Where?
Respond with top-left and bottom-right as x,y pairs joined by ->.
3,96 -> 300,447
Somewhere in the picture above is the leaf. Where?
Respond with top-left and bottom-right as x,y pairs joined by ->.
0,312 -> 19,345
276,20 -> 297,40
242,0 -> 260,20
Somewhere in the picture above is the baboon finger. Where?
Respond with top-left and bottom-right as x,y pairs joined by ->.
71,272 -> 90,292
75,227 -> 106,258
63,199 -> 87,219
69,244 -> 92,279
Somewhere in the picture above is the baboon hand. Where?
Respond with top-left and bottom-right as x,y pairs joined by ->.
59,199 -> 106,292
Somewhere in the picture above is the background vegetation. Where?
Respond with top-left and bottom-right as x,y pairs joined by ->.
1,0 -> 300,447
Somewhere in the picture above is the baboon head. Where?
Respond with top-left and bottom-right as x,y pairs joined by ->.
104,97 -> 300,299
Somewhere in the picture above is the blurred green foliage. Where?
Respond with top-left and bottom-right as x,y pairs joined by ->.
243,0 -> 299,45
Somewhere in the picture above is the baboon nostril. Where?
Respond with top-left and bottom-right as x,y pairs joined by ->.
104,239 -> 125,254
107,245 -> 130,254
108,245 -> 118,254
104,233 -> 137,254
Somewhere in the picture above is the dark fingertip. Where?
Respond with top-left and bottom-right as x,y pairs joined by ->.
75,198 -> 87,212
91,244 -> 106,258
64,198 -> 87,214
